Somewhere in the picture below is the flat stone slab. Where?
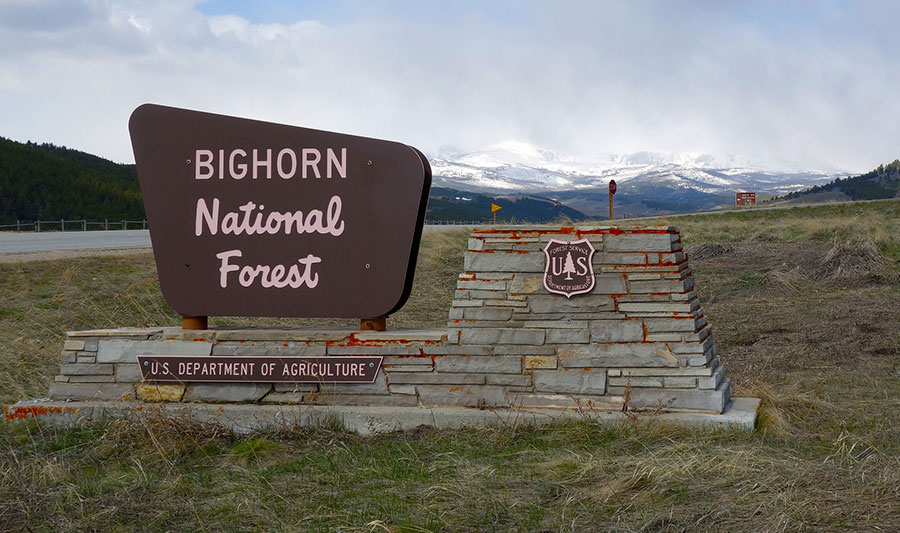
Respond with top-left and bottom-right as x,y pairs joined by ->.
3,397 -> 760,435
67,328 -> 162,338
97,339 -> 212,363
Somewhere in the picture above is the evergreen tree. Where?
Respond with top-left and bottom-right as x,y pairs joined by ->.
563,251 -> 576,281
0,136 -> 144,224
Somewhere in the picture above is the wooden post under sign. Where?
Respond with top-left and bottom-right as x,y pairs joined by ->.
360,315 -> 387,331
181,315 -> 208,330
491,202 -> 502,224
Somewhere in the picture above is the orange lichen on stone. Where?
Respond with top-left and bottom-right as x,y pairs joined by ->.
4,404 -> 76,421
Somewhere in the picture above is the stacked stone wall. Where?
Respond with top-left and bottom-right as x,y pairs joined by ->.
49,225 -> 731,414
445,226 -> 730,412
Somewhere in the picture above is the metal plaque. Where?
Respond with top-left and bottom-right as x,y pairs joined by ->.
129,104 -> 431,318
543,239 -> 597,298
137,355 -> 383,383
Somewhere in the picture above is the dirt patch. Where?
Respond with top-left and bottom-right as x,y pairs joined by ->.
691,239 -> 900,385
685,242 -> 733,259
691,240 -> 898,291
814,240 -> 898,286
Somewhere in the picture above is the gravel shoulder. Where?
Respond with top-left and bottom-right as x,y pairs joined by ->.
0,247 -> 152,264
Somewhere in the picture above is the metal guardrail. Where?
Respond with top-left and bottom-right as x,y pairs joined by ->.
0,219 -> 148,232
423,220 -> 485,225
2,219 -> 479,231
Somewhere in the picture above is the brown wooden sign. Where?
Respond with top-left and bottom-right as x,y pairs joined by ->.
129,104 -> 431,318
735,192 -> 756,206
137,355 -> 383,383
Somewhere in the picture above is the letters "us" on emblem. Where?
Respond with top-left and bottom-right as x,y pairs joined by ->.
542,238 -> 596,298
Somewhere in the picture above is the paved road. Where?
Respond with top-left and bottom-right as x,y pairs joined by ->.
0,227 -> 469,254
0,229 -> 152,254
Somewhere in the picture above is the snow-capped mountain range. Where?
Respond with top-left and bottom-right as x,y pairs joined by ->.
429,141 -> 846,200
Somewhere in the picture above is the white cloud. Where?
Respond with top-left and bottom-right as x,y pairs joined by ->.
0,0 -> 898,172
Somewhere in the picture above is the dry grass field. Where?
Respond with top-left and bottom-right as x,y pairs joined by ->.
1,200 -> 899,531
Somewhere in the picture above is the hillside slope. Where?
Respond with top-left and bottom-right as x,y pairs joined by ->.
0,137 -> 144,224
779,159 -> 900,203
426,187 -> 586,223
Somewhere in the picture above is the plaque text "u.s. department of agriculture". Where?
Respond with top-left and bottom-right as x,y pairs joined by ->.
136,355 -> 382,383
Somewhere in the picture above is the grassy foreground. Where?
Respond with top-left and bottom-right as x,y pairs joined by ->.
2,200 -> 899,531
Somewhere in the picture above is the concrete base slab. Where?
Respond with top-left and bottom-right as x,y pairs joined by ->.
4,397 -> 760,435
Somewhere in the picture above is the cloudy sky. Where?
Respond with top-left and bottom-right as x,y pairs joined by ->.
1,0 -> 898,171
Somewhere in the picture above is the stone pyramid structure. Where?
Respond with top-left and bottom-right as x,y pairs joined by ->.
444,225 -> 730,412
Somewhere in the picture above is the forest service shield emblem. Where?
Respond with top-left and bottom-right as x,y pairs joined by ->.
542,239 -> 596,298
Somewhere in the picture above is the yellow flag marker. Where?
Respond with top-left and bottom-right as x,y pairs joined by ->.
491,202 -> 502,224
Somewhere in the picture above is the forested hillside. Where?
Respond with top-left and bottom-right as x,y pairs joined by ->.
0,137 -> 144,224
780,159 -> 900,202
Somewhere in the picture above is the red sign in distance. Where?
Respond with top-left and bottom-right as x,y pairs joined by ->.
735,192 -> 756,206
609,180 -> 617,195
